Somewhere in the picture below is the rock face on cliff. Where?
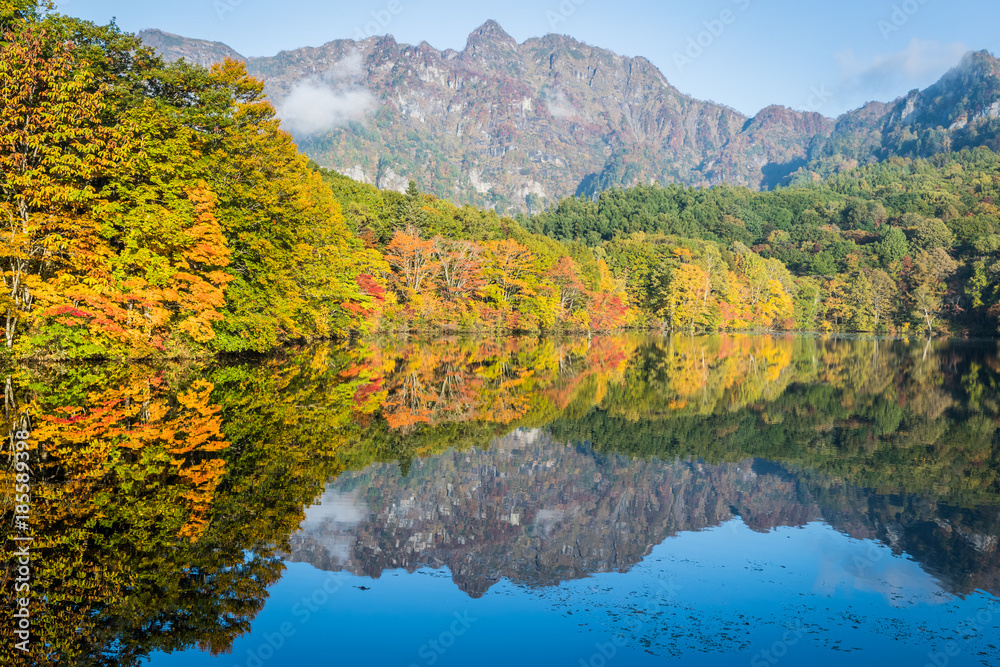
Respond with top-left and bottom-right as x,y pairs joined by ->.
138,24 -> 831,208
140,26 -> 1000,211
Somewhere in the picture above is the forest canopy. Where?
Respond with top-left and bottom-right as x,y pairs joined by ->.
0,7 -> 381,359
4,5 -> 1000,360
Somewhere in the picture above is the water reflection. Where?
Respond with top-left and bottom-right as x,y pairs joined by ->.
290,429 -> 1000,602
1,335 -> 999,665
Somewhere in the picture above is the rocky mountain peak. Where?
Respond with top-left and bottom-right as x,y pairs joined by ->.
461,20 -> 524,75
877,49 -> 1000,131
465,19 -> 517,50
960,49 -> 1000,76
750,105 -> 832,131
138,27 -> 1000,210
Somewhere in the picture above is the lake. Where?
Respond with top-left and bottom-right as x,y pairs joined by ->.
3,335 -> 999,666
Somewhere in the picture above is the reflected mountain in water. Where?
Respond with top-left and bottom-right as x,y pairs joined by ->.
4,334 -> 1000,665
288,427 -> 1000,600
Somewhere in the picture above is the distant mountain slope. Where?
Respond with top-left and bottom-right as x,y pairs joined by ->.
140,28 -> 245,67
798,50 -> 1000,182
139,26 -> 1000,212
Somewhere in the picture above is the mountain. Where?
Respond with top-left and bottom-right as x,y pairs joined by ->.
139,26 -> 1000,211
800,50 -> 1000,180
286,429 -> 1000,600
139,28 -> 245,68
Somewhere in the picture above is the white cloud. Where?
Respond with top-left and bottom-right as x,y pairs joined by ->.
325,50 -> 365,81
297,487 -> 369,565
835,39 -> 968,101
277,79 -> 377,136
300,487 -> 368,529
545,87 -> 577,119
811,539 -> 947,608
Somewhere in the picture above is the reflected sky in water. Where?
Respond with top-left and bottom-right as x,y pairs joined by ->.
154,423 -> 1000,666
5,335 -> 1000,666
152,518 -> 998,667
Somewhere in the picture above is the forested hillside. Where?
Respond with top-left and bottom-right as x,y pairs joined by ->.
327,147 -> 1000,338
527,148 -> 1000,335
0,3 -> 381,359
800,51 -> 1000,183
4,4 -> 1000,362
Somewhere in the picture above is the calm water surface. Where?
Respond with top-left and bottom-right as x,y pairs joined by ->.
3,335 -> 999,666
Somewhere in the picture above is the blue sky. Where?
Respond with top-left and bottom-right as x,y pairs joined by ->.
55,0 -> 1000,117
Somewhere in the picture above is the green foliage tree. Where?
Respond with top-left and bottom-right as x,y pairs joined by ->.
904,213 -> 954,251
878,227 -> 909,267
847,271 -> 877,332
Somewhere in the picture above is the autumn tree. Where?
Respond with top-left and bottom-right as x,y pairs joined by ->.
482,239 -> 535,304
548,255 -> 588,314
793,276 -> 824,330
197,60 -> 382,350
434,237 -> 483,301
588,259 -> 632,330
385,226 -> 440,293
732,247 -> 794,329
0,23 -> 114,351
908,248 -> 959,334
868,269 -> 896,330
847,271 -> 876,332
0,0 -> 47,32
653,262 -> 711,332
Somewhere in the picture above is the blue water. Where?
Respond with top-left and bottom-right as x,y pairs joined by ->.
150,519 -> 999,667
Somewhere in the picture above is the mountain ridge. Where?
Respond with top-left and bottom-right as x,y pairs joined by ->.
139,23 -> 1000,211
